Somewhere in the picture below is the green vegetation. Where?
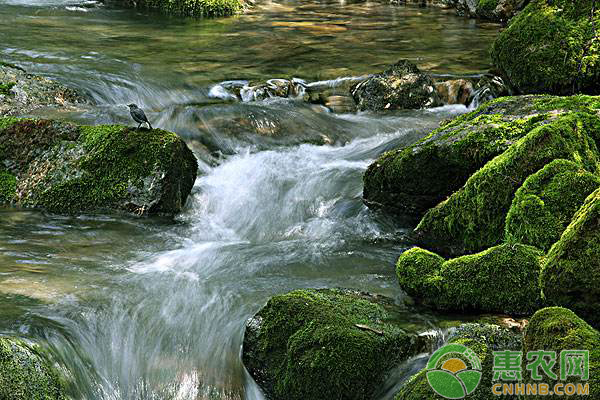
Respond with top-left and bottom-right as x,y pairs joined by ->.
541,188 -> 600,328
0,81 -> 15,95
397,244 -> 542,314
415,112 -> 600,255
0,170 -> 16,204
242,288 -> 422,400
0,337 -> 66,400
505,159 -> 600,251
523,307 -> 600,397
491,0 -> 600,94
124,0 -> 243,18
0,118 -> 198,215
396,323 -> 521,400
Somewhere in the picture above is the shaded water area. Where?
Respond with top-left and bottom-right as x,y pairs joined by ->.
0,1 -> 500,399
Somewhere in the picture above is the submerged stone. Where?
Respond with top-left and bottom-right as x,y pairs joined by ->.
0,118 -> 198,216
0,336 -> 66,400
351,60 -> 441,112
242,288 -> 427,400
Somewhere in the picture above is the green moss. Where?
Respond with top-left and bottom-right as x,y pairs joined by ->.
522,307 -> 600,398
363,97 -> 555,216
477,0 -> 498,13
415,112 -> 600,256
126,0 -> 243,18
396,247 -> 444,300
0,170 -> 16,204
491,0 -> 600,94
0,81 -> 15,95
396,244 -> 542,314
0,118 -> 198,215
242,288 -> 423,400
505,159 -> 600,251
396,323 -> 521,400
541,188 -> 600,327
0,336 -> 66,400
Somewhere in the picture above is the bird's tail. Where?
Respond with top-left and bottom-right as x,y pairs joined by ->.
148,122 -> 153,130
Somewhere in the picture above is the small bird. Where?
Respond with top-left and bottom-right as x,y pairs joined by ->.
127,103 -> 153,130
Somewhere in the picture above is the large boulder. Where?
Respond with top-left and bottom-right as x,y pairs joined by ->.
505,159 -> 600,252
363,95 -> 600,218
522,307 -> 600,398
491,0 -> 600,95
0,336 -> 66,400
541,188 -> 600,327
414,111 -> 600,256
396,323 -> 522,400
0,118 -> 198,216
351,60 -> 440,112
396,244 -> 542,314
242,288 -> 426,400
0,62 -> 87,116
116,0 -> 243,17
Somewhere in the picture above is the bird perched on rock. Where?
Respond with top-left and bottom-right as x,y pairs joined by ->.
128,103 -> 153,130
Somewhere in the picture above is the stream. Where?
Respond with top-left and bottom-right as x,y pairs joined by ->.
0,1 -> 499,399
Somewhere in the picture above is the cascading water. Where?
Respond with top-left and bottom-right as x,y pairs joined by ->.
0,0 -> 501,398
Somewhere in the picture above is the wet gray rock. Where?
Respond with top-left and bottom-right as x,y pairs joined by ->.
0,62 -> 88,116
351,60 -> 441,111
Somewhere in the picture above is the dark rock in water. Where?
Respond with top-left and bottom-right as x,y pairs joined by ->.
0,336 -> 66,400
491,0 -> 600,95
454,0 -> 527,21
522,308 -> 600,397
0,63 -> 88,116
242,288 -> 429,400
541,189 -> 600,328
0,118 -> 198,216
351,60 -> 441,111
396,323 -> 522,400
434,79 -> 474,105
471,74 -> 511,106
396,243 -> 542,314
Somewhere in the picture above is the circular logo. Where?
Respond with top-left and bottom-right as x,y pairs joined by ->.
426,343 -> 482,399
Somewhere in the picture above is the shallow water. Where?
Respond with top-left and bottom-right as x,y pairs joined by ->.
0,1 -> 499,399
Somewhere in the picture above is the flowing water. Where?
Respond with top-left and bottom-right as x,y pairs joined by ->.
0,1 -> 499,399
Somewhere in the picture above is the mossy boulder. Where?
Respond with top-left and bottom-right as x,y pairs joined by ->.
541,188 -> 600,327
118,0 -> 243,18
351,60 -> 440,112
397,244 -> 542,314
363,95 -> 597,217
522,307 -> 600,398
0,118 -> 198,216
242,288 -> 426,400
414,111 -> 600,256
491,0 -> 600,95
396,323 -> 522,400
452,0 -> 527,21
0,336 -> 66,400
505,159 -> 600,252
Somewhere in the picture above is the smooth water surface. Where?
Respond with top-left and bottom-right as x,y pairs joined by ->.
0,1 -> 499,399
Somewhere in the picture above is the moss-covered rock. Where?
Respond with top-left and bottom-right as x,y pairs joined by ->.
0,336 -> 66,400
351,60 -> 440,112
242,288 -> 426,400
395,323 -> 522,400
505,159 -> 600,252
119,0 -> 243,18
522,307 -> 600,398
397,244 -> 542,314
363,95 -> 598,217
491,0 -> 600,95
540,188 -> 600,327
0,118 -> 198,216
414,111 -> 600,256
